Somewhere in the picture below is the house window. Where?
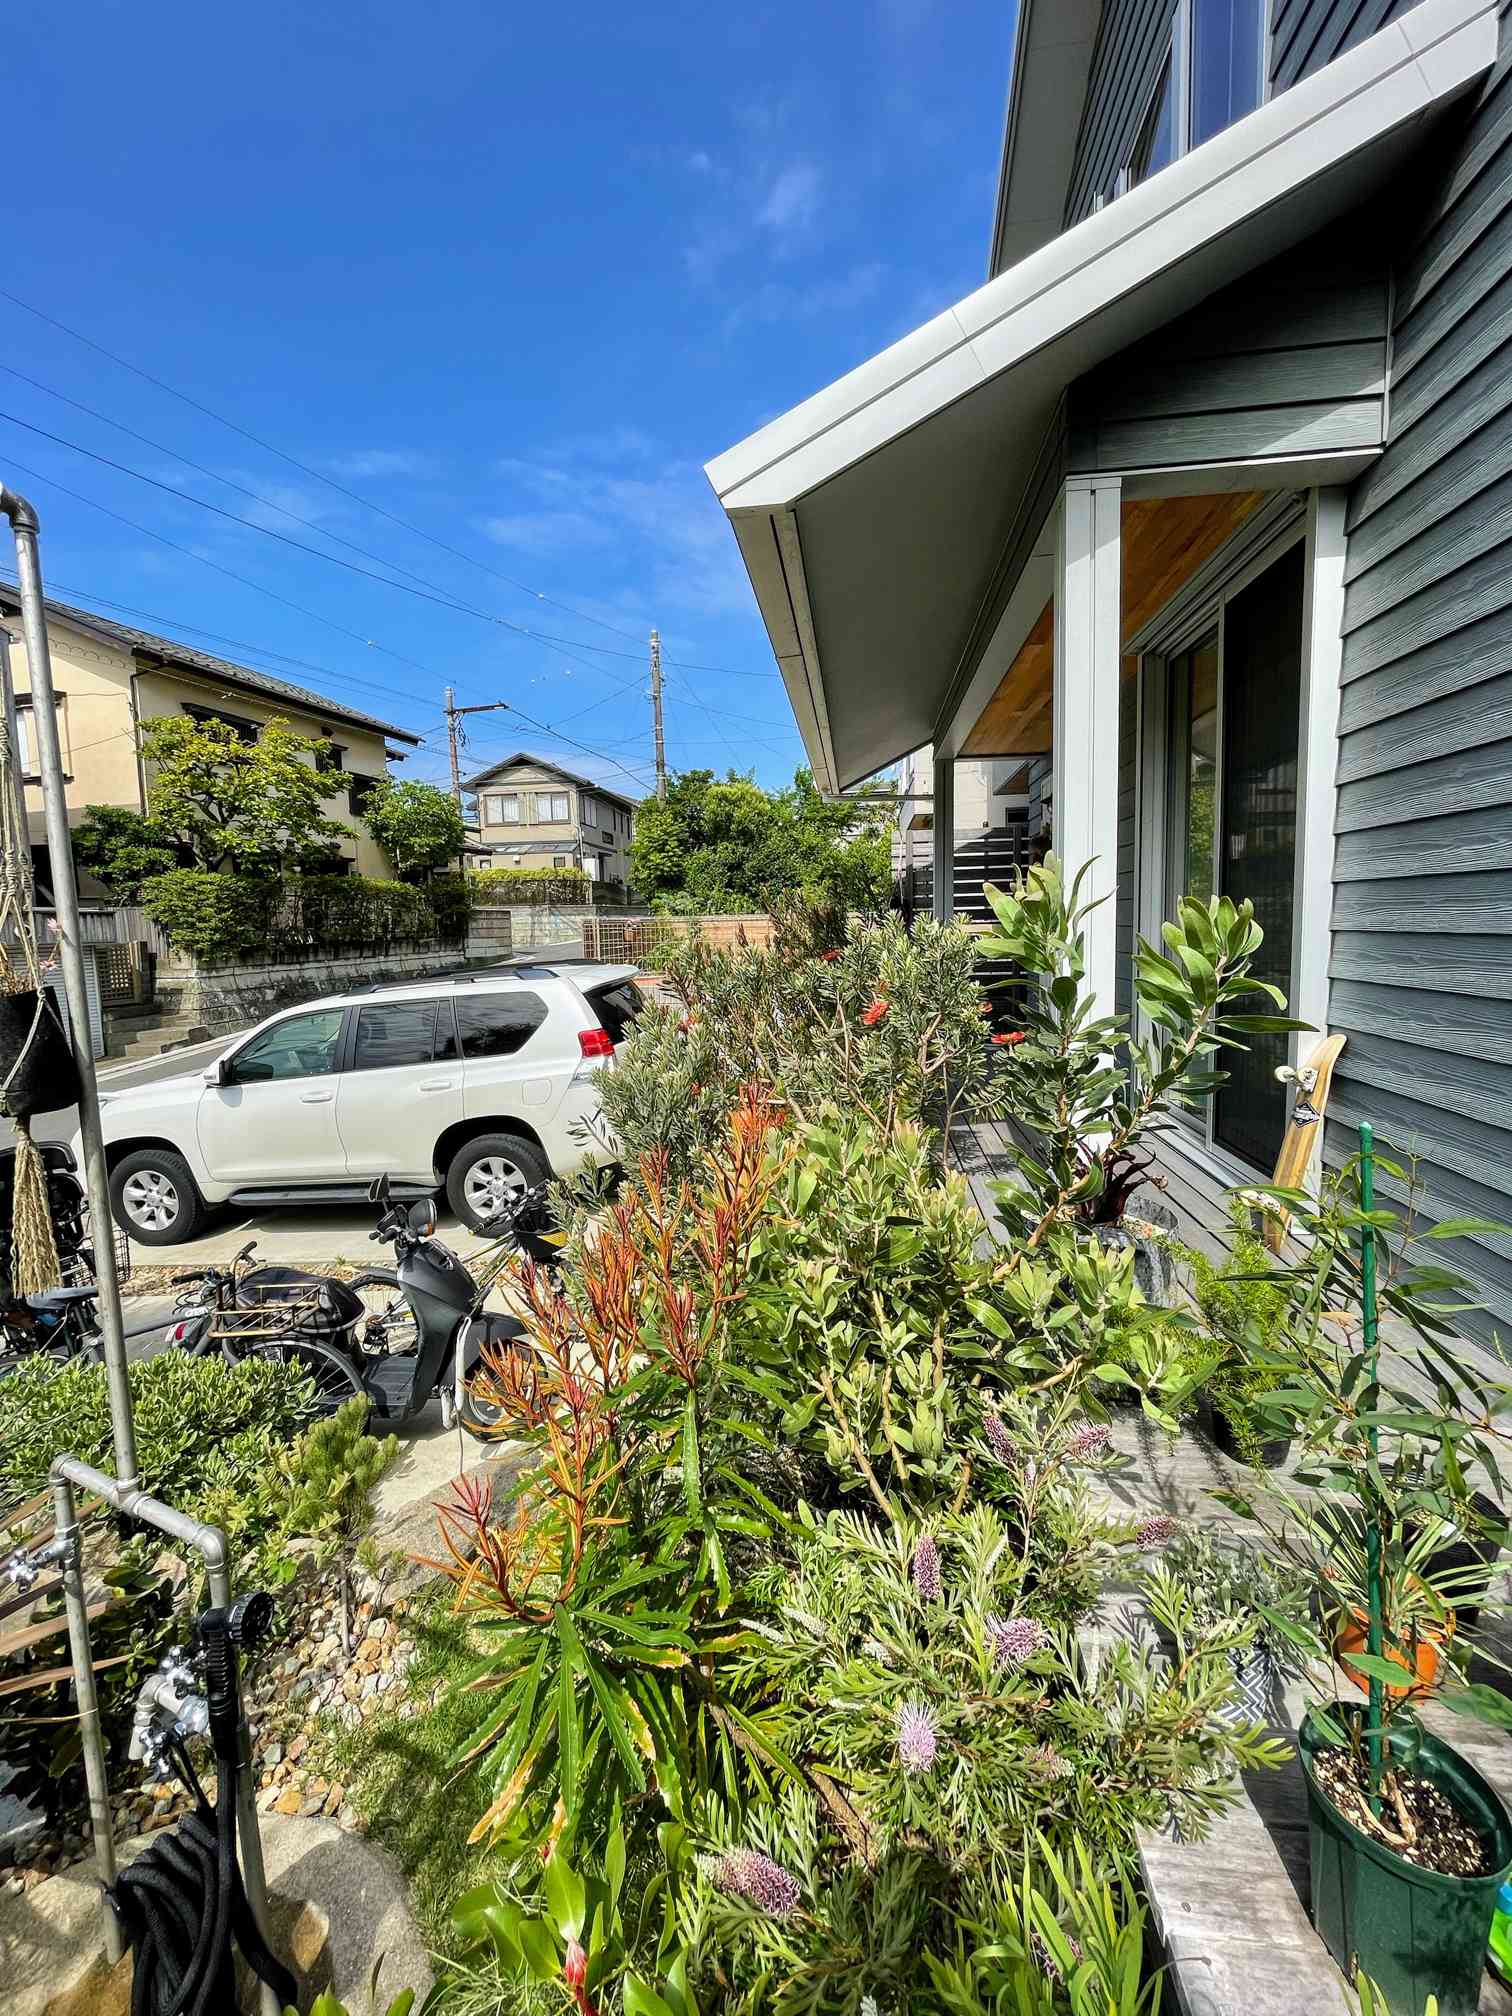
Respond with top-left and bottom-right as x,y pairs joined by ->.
348,772 -> 381,817
1157,541 -> 1303,1171
13,698 -> 70,779
553,854 -> 569,869
484,793 -> 519,824
1125,0 -> 1263,191
182,702 -> 260,743
1131,59 -> 1177,186
538,791 -> 570,822
1192,0 -> 1264,149
314,739 -> 344,775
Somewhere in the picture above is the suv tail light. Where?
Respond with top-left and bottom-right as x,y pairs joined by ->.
578,1027 -> 615,1060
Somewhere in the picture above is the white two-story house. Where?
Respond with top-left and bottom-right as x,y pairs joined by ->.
465,753 -> 637,888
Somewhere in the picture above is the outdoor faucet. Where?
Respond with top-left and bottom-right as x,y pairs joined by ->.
3,1532 -> 70,1592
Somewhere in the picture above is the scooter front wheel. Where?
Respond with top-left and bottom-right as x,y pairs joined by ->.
241,1338 -> 367,1419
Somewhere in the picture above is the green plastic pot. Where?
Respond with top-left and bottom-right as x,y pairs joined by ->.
1300,1706 -> 1512,2016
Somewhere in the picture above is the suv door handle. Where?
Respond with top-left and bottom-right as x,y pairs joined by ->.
419,1078 -> 454,1092
300,1089 -> 334,1104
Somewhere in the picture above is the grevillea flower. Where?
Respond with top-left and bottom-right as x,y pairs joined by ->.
713,1848 -> 802,1918
860,998 -> 889,1026
1030,1742 -> 1073,1780
820,948 -> 842,962
986,1614 -> 1049,1669
983,1412 -> 1017,1464
1135,1514 -> 1179,1548
911,1532 -> 941,1602
896,1700 -> 938,1773
1030,1930 -> 1084,1983
1064,1420 -> 1113,1463
991,1030 -> 1028,1047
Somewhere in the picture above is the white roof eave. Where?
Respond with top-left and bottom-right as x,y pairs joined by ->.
705,0 -> 1496,795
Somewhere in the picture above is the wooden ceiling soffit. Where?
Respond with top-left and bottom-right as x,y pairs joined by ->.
958,490 -> 1266,756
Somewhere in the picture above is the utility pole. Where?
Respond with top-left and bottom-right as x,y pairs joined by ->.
649,629 -> 666,801
444,688 -> 510,805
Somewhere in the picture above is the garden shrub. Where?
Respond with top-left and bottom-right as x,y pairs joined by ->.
472,865 -> 591,905
423,1083 -> 1279,2012
587,913 -> 1014,1186
0,1350 -> 312,1523
139,869 -> 280,961
141,869 -> 473,963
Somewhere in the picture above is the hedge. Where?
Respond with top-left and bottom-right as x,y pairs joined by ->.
471,866 -> 591,905
141,870 -> 476,964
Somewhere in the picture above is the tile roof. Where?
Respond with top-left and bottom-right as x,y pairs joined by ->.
0,582 -> 421,745
463,750 -> 639,807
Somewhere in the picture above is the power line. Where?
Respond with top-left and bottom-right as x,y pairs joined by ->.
0,284 -> 780,679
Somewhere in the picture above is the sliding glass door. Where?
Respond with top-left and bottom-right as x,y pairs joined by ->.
1160,539 -> 1303,1171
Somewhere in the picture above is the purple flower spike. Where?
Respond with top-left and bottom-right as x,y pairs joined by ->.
912,1533 -> 941,1603
1030,1930 -> 1084,1983
1064,1420 -> 1113,1463
896,1701 -> 938,1773
715,1848 -> 802,1919
986,1614 -> 1049,1669
983,1412 -> 1017,1464
1135,1514 -> 1178,1548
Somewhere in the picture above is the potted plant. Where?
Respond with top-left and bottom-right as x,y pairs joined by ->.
1146,1529 -> 1311,1726
1219,1127 -> 1512,2016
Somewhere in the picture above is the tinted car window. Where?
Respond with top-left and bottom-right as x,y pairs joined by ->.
588,981 -> 642,1046
228,1008 -> 345,1085
456,992 -> 547,1060
352,1001 -> 441,1071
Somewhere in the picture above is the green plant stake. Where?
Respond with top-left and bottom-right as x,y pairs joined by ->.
1360,1118 -> 1384,1815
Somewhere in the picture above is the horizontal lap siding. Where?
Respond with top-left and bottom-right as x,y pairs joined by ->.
1269,0 -> 1411,93
1065,0 -> 1177,227
1068,229 -> 1387,473
1329,13 -> 1512,1350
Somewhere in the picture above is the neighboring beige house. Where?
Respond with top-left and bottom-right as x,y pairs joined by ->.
464,753 -> 637,887
0,587 -> 421,884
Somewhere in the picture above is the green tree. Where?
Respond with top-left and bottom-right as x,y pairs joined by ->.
361,775 -> 466,879
72,804 -> 181,899
628,766 -> 892,914
138,714 -> 348,874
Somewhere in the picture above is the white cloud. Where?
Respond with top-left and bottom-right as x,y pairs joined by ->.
725,259 -> 887,333
481,508 -> 613,557
756,161 -> 821,238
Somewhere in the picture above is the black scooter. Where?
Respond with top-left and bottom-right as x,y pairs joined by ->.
245,1177 -> 530,1435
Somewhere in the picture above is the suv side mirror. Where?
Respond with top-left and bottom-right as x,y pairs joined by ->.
203,1058 -> 229,1087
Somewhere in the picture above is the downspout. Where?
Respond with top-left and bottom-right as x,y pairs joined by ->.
0,484 -> 137,1487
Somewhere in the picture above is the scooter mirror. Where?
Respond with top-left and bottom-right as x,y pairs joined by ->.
407,1199 -> 437,1237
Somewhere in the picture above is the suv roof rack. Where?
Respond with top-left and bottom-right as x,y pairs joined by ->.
345,963 -> 559,996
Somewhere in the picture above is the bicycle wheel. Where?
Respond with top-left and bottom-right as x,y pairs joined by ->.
241,1339 -> 367,1419
346,1269 -> 418,1357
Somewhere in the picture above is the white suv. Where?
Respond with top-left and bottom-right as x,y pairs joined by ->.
82,964 -> 642,1245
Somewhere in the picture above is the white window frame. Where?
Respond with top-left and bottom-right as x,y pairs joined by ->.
1132,510 -> 1312,1177
14,696 -> 70,779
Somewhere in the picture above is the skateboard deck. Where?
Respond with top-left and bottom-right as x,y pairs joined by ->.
1263,1033 -> 1347,1254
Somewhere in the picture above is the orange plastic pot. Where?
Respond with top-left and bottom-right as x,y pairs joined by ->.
1334,1608 -> 1452,1701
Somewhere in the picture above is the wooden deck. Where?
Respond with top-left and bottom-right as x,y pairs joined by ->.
951,1113 -> 1512,2015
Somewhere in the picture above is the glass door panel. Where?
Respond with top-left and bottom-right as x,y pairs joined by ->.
1212,542 -> 1303,1169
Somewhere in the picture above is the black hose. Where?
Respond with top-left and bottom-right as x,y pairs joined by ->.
108,1709 -> 297,2014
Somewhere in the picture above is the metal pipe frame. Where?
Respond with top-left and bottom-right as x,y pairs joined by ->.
0,484 -> 137,1488
51,1456 -> 281,2016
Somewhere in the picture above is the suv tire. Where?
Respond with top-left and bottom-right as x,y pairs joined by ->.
446,1133 -> 550,1233
109,1147 -> 207,1246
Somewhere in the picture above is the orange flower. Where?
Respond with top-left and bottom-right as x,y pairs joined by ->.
992,1030 -> 1028,1047
820,948 -> 842,962
860,999 -> 889,1026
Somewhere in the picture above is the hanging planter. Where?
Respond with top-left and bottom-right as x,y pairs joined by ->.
1301,1705 -> 1512,2016
0,985 -> 77,1122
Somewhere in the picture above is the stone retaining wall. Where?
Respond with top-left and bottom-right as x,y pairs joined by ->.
156,927 -> 511,1040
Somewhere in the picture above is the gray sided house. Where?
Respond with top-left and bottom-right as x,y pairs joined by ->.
708,0 -> 1512,1347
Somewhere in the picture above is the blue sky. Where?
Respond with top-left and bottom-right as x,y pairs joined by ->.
4,0 -> 1015,797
